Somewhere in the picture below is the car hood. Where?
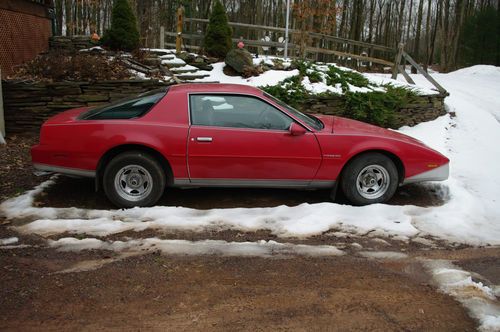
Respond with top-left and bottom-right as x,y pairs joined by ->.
324,115 -> 424,146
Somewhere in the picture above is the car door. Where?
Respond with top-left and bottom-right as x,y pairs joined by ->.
187,94 -> 322,185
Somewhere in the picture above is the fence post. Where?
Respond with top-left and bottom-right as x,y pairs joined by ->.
160,26 -> 165,49
176,5 -> 185,53
391,43 -> 404,79
0,67 -> 5,140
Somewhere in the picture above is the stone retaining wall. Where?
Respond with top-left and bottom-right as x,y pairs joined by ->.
2,80 -> 171,133
49,35 -> 96,51
298,94 -> 446,128
2,79 -> 446,134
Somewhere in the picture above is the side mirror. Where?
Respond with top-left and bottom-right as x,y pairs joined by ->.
289,122 -> 307,136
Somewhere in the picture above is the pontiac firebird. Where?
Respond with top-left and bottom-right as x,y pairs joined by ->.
31,83 -> 449,208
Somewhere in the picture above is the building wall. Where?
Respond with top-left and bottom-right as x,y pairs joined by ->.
0,0 -> 52,76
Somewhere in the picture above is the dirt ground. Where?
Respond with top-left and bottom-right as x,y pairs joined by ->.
1,134 -> 498,331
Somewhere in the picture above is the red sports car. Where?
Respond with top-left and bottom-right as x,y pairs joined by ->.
31,83 -> 449,208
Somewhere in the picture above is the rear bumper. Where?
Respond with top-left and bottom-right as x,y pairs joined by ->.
403,163 -> 449,185
33,163 -> 96,178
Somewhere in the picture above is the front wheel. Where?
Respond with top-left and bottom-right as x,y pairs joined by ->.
340,153 -> 399,205
103,151 -> 166,208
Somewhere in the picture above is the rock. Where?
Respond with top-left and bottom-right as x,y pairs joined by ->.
177,52 -> 195,63
205,56 -> 219,64
192,63 -> 213,71
225,49 -> 254,74
142,57 -> 162,66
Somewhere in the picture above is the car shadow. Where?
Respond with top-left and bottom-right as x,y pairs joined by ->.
34,176 -> 446,210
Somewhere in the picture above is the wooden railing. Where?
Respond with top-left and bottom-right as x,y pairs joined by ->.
161,9 -> 447,95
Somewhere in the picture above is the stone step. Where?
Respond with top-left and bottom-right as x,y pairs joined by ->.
161,58 -> 186,68
159,54 -> 175,60
170,65 -> 199,74
176,72 -> 211,80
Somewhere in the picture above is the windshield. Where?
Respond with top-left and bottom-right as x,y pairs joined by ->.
263,92 -> 324,130
79,87 -> 169,120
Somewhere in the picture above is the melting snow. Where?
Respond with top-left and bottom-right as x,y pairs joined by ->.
423,259 -> 500,332
0,237 -> 18,245
49,237 -> 345,258
359,251 -> 408,260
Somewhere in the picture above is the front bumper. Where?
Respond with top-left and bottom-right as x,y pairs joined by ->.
403,163 -> 449,185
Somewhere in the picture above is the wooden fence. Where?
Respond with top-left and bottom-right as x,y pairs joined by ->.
162,8 -> 447,95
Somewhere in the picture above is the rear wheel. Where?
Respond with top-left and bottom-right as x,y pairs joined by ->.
103,151 -> 166,208
340,153 -> 398,205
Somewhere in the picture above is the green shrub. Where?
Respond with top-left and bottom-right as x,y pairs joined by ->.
261,75 -> 308,107
325,66 -> 369,90
204,0 -> 232,58
342,85 -> 417,128
262,60 -> 417,128
102,0 -> 140,51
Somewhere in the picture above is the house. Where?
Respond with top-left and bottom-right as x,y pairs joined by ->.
0,0 -> 54,76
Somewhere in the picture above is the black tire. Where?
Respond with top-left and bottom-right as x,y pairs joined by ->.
103,151 -> 166,208
340,152 -> 399,206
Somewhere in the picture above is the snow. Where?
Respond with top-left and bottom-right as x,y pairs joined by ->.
364,72 -> 438,95
49,237 -> 344,258
192,62 -> 299,87
1,65 -> 500,247
302,76 -> 342,94
78,46 -> 104,53
423,259 -> 500,331
359,251 -> 408,260
141,48 -> 176,54
161,57 -> 185,65
0,132 -> 5,144
0,237 -> 18,245
169,64 -> 198,72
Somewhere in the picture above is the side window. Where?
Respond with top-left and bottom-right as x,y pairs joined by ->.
189,94 -> 293,130
81,90 -> 166,120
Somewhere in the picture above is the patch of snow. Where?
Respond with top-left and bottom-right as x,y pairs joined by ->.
359,251 -> 408,260
141,48 -> 176,54
411,237 -> 436,247
57,252 -> 142,273
79,46 -> 104,52
370,238 -> 391,246
192,62 -> 299,87
364,72 -> 438,95
170,64 -> 198,72
128,69 -> 147,79
302,76 -> 342,94
161,57 -> 185,65
423,259 -> 500,332
0,237 -> 18,245
350,243 -> 363,250
159,54 -> 175,59
451,65 -> 500,76
0,244 -> 32,250
347,83 -> 373,93
49,237 -> 344,258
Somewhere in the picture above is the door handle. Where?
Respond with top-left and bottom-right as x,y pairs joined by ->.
196,137 -> 213,142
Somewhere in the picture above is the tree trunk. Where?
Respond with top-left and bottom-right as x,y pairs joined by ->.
450,0 -> 466,70
406,0 -> 413,43
424,0 -> 432,71
411,0 -> 424,73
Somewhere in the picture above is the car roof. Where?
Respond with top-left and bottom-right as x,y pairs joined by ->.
169,83 -> 263,95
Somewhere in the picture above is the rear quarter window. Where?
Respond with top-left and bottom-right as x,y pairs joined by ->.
80,88 -> 168,120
